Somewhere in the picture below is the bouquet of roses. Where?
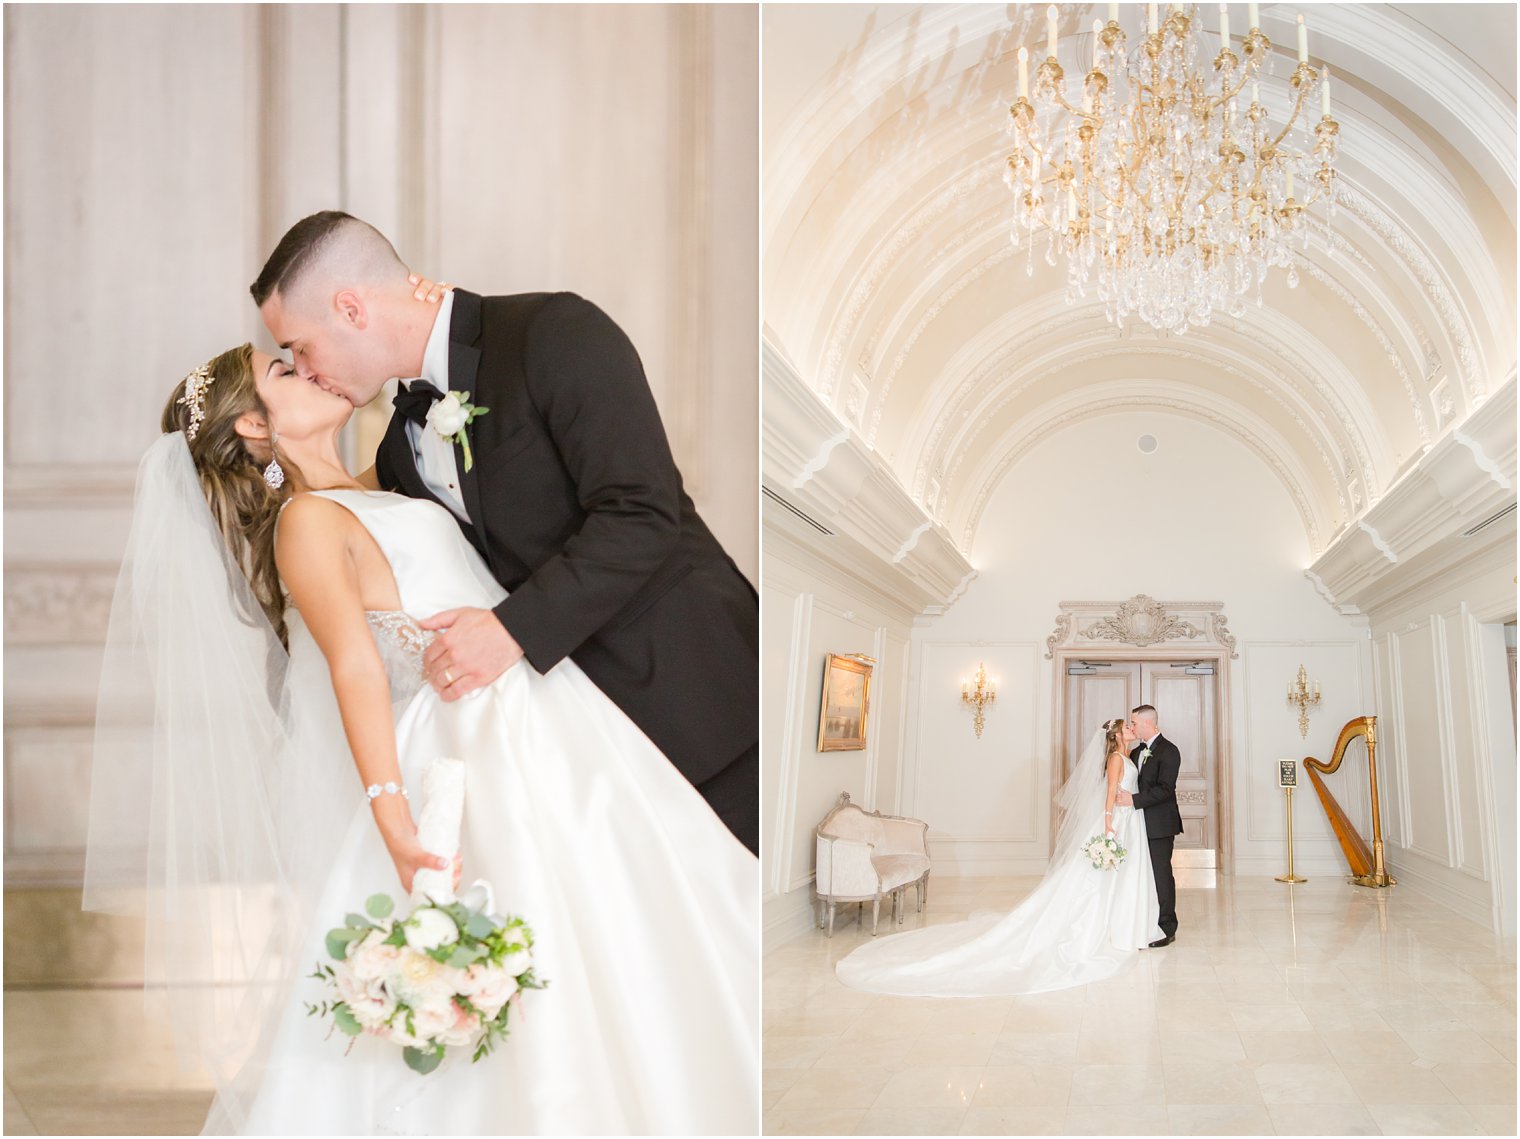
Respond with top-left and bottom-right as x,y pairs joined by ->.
306,757 -> 546,1074
1081,833 -> 1127,870
307,884 -> 545,1073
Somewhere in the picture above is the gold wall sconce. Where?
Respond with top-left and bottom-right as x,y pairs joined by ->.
961,662 -> 996,739
1287,664 -> 1321,739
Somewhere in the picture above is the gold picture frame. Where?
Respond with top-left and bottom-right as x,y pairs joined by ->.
818,653 -> 874,752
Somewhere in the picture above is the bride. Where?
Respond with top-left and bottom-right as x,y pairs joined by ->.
835,717 -> 1160,997
84,343 -> 758,1134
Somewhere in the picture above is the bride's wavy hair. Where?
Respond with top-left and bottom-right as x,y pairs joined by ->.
160,343 -> 295,645
1101,717 -> 1128,764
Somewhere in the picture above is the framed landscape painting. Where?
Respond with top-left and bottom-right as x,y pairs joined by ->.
818,653 -> 873,752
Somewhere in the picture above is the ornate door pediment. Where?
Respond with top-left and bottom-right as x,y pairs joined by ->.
1045,594 -> 1238,659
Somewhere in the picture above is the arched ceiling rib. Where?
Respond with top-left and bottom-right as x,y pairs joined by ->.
763,3 -> 1518,558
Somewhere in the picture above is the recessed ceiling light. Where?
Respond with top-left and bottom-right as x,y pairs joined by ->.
1137,434 -> 1159,454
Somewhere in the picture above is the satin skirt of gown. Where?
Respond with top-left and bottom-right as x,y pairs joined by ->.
228,491 -> 758,1135
836,762 -> 1162,998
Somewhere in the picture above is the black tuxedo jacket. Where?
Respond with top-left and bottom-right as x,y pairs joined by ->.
1129,733 -> 1183,838
375,289 -> 758,787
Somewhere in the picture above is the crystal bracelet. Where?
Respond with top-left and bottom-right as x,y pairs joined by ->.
366,781 -> 409,801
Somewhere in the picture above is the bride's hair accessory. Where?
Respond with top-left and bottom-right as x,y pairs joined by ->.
365,780 -> 409,802
263,456 -> 285,489
176,361 -> 216,442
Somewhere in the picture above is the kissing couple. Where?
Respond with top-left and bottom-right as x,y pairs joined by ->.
837,706 -> 1182,996
87,211 -> 760,1134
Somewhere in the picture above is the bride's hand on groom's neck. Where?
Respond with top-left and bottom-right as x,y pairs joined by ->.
408,273 -> 452,304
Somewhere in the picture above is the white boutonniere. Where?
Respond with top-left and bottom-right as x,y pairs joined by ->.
426,390 -> 489,472
1139,747 -> 1153,766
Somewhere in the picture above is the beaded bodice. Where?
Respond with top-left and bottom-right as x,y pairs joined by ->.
365,609 -> 436,704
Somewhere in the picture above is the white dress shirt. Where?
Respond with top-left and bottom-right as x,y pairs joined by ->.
402,290 -> 469,522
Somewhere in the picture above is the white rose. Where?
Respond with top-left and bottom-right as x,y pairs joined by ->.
405,907 -> 461,953
426,392 -> 468,437
410,1002 -> 457,1043
469,965 -> 519,1018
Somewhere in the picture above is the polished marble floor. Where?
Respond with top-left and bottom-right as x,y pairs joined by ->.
764,875 -> 1517,1136
4,890 -> 215,1135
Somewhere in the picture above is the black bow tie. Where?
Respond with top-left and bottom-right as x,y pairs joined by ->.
393,380 -> 443,426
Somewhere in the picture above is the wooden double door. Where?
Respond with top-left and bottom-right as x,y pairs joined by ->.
1063,660 -> 1218,858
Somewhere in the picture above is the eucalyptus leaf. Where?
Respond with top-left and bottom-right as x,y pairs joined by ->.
326,928 -> 363,960
332,1003 -> 363,1037
404,1045 -> 444,1075
365,893 -> 395,919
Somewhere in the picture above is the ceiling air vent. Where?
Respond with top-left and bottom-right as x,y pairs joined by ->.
762,485 -> 834,535
1464,502 -> 1517,536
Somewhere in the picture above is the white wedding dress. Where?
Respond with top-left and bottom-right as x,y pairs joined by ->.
222,490 -> 758,1134
835,754 -> 1160,997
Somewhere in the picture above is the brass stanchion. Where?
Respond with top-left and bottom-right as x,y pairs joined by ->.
1275,775 -> 1307,884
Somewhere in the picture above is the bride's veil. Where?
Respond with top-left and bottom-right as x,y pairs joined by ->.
82,432 -> 350,1131
1050,722 -> 1118,865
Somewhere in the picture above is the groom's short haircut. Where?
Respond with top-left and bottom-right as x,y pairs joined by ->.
250,210 -> 405,308
1131,704 -> 1158,724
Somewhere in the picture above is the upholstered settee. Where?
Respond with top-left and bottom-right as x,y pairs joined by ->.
814,792 -> 930,936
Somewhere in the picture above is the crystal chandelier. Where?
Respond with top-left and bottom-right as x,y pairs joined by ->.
1003,3 -> 1340,334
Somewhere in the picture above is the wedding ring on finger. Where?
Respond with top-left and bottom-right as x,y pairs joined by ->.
442,668 -> 454,686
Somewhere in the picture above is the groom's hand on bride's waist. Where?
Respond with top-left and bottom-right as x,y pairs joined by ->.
420,607 -> 525,701
1115,790 -> 1134,807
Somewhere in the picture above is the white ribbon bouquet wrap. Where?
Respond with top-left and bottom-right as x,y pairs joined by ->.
309,756 -> 544,1073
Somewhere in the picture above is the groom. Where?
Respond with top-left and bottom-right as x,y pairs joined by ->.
250,211 -> 758,854
1116,704 -> 1181,946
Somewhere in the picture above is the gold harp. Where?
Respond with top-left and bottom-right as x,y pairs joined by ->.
1303,716 -> 1396,888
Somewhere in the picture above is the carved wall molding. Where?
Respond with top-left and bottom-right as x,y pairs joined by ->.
1045,595 -> 1240,659
817,165 -> 992,401
1300,257 -> 1429,443
4,568 -> 119,645
1336,184 -> 1482,400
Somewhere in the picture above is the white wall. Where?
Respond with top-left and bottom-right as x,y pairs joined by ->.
761,525 -> 915,951
1365,551 -> 1516,935
903,410 -> 1374,877
3,3 -> 758,887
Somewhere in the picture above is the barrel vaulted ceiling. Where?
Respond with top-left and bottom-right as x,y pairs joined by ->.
762,3 -> 1517,557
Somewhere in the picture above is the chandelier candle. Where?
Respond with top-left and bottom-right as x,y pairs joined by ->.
1002,2 -> 1341,334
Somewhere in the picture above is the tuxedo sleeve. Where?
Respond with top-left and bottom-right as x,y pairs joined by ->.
1131,743 -> 1180,810
492,294 -> 681,671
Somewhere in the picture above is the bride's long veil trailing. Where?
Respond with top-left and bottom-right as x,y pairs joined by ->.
1051,725 -> 1116,866
82,433 -> 351,1132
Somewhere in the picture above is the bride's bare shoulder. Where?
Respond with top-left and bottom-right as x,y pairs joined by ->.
274,494 -> 355,557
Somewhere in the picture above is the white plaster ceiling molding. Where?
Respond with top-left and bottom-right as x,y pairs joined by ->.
1305,4 -> 1516,216
930,342 -> 1355,520
764,5 -> 1512,367
763,337 -> 976,613
954,383 -> 1332,553
1308,378 -> 1517,611
762,4 -> 1516,563
820,175 -> 1450,483
1044,595 -> 1239,659
892,292 -> 1389,513
852,189 -> 1450,453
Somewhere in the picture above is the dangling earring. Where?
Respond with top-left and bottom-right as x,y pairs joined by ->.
263,430 -> 284,489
